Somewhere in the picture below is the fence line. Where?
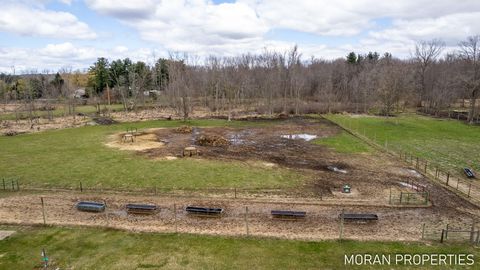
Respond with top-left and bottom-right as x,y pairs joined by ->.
324,115 -> 480,205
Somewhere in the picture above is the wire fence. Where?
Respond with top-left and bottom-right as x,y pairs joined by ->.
324,115 -> 480,205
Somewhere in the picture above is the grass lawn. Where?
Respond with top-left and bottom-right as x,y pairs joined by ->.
325,114 -> 480,177
0,119 -> 301,189
0,226 -> 478,270
313,131 -> 373,153
0,104 -> 126,120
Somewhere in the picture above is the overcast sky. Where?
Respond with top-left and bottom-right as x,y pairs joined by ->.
1,0 -> 480,73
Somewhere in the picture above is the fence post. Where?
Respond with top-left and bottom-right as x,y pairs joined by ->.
446,173 -> 450,186
234,188 -> 237,199
245,206 -> 249,236
79,181 -> 83,192
424,162 -> 427,173
468,183 -> 472,197
40,197 -> 46,226
339,209 -> 345,240
440,229 -> 445,243
416,157 -> 419,169
445,224 -> 449,240
389,188 -> 392,204
422,223 -> 425,240
2,178 -> 5,190
11,180 -> 14,191
435,168 -> 438,179
174,203 -> 177,233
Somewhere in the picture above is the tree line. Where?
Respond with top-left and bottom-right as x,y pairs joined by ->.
1,35 -> 479,123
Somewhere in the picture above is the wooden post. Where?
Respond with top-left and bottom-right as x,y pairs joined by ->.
389,188 -> 392,204
456,179 -> 460,190
234,188 -> 237,199
468,183 -> 472,197
245,206 -> 249,236
422,223 -> 425,240
339,209 -> 345,240
470,221 -> 476,243
435,168 -> 438,179
446,173 -> 450,186
40,197 -> 46,225
440,229 -> 445,243
174,203 -> 177,233
80,181 -> 83,192
2,178 -> 5,190
424,162 -> 427,173
445,224 -> 449,240
416,157 -> 419,169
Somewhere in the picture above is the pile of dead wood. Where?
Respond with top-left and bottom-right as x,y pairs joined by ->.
196,134 -> 229,146
174,125 -> 193,134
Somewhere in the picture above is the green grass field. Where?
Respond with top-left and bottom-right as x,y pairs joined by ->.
0,226 -> 478,270
0,119 -> 302,189
325,114 -> 480,177
314,131 -> 373,153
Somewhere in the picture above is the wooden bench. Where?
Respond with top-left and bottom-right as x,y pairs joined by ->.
122,133 -> 135,143
271,210 -> 306,220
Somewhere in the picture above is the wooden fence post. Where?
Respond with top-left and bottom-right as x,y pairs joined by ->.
416,157 -> 419,169
245,206 -> 249,236
424,162 -> 427,173
174,203 -> 177,233
2,178 -> 5,190
446,173 -> 450,186
422,223 -> 425,240
435,168 -> 438,179
234,188 -> 237,199
468,183 -> 472,197
440,229 -> 445,243
80,181 -> 83,192
40,197 -> 46,226
339,209 -> 345,240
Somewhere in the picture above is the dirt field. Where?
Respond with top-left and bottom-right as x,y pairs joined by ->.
0,190 -> 478,242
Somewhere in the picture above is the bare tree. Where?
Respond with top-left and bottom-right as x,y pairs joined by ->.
458,35 -> 480,123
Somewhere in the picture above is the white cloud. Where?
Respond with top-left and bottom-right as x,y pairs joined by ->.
0,3 -> 96,39
0,43 -> 159,73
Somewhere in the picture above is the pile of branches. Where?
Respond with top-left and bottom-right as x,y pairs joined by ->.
196,134 -> 229,146
174,125 -> 193,134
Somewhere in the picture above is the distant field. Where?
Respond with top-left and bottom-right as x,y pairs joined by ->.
325,114 -> 480,177
0,104 -> 125,120
0,226 -> 478,270
0,119 -> 301,189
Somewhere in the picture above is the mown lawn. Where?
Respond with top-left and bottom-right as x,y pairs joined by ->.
0,119 -> 302,189
0,226 -> 478,270
325,114 -> 480,177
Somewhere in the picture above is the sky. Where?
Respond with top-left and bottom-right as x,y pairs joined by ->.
1,0 -> 480,73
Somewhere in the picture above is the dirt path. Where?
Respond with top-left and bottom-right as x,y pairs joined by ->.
0,191 -> 478,242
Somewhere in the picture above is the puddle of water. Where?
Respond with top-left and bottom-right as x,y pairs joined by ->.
281,134 -> 318,141
407,169 -> 422,178
327,166 -> 347,174
229,134 -> 245,145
